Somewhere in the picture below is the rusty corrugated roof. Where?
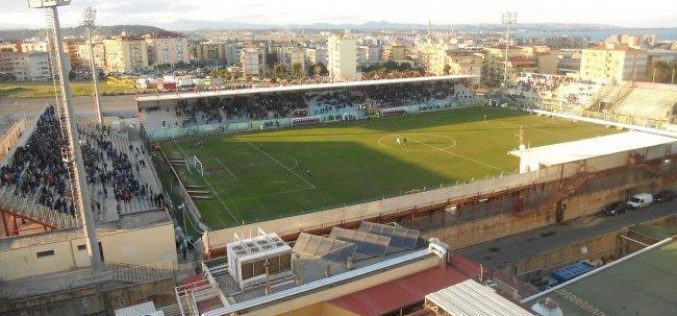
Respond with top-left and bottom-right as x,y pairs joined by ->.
329,265 -> 469,316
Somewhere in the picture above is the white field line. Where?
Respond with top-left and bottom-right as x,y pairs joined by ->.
213,157 -> 239,181
227,186 -> 315,203
174,141 -> 239,224
248,143 -> 316,189
393,133 -> 507,172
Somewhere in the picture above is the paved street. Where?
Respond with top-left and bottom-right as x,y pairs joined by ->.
460,199 -> 677,269
0,94 -> 139,118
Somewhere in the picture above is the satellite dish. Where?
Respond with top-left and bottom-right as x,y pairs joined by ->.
581,246 -> 588,254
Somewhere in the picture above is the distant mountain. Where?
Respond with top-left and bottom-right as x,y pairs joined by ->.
158,20 -> 623,32
0,25 -> 169,41
2,21 -> 671,41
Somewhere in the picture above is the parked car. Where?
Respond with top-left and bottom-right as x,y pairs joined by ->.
602,201 -> 629,216
627,193 -> 653,208
654,190 -> 675,203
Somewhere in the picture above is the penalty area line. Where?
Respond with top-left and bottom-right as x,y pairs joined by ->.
248,143 -> 316,189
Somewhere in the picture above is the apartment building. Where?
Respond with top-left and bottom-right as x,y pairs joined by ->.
327,33 -> 357,81
305,47 -> 328,66
382,44 -> 406,63
357,45 -> 381,68
143,32 -> 190,66
192,42 -> 227,66
277,46 -> 305,71
103,34 -> 149,73
240,47 -> 266,76
0,51 -> 52,81
580,47 -> 648,82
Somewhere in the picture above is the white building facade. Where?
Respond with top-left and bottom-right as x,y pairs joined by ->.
328,33 -> 357,81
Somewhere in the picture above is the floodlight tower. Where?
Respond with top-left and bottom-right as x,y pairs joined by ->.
28,0 -> 102,271
501,11 -> 517,87
82,7 -> 103,124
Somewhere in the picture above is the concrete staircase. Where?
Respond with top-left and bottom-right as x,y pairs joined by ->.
514,171 -> 596,217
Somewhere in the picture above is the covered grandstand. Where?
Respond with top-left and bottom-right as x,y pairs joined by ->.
509,74 -> 677,130
135,75 -> 478,140
597,82 -> 677,127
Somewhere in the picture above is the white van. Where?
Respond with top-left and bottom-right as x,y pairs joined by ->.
627,193 -> 653,208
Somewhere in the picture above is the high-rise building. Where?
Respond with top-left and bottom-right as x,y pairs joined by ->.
305,47 -> 328,66
327,33 -> 357,81
103,34 -> 149,73
240,47 -> 266,76
357,45 -> 381,68
419,42 -> 448,75
482,45 -> 529,85
193,42 -> 227,66
446,49 -> 483,84
77,41 -> 106,71
580,48 -> 648,82
382,44 -> 406,63
226,43 -> 242,66
143,32 -> 190,66
0,51 -> 52,81
277,47 -> 305,71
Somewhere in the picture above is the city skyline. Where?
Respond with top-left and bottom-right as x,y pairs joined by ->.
1,0 -> 676,30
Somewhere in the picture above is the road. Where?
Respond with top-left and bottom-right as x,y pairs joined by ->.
0,95 -> 138,118
460,200 -> 677,269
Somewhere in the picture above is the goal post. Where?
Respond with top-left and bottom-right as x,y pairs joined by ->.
192,155 -> 204,177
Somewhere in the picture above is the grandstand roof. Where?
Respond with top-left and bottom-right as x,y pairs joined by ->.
329,264 -> 469,316
427,279 -> 534,316
522,238 -> 677,316
509,131 -> 676,166
135,75 -> 475,103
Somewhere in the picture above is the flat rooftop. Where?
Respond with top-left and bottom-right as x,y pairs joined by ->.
136,75 -> 475,102
523,238 -> 677,316
509,131 -> 676,166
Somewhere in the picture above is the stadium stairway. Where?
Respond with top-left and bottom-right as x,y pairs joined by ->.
514,170 -> 596,217
82,126 -> 162,221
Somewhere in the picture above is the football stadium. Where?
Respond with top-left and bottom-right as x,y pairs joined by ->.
138,77 -> 617,229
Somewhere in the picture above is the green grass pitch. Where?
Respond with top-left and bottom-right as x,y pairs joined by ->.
160,107 -> 618,229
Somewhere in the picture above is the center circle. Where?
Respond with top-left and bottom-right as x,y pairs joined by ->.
377,134 -> 457,152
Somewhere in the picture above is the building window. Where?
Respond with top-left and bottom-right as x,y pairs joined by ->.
77,244 -> 87,251
36,250 -> 55,258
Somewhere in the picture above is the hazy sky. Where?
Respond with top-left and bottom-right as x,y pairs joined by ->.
1,0 -> 675,29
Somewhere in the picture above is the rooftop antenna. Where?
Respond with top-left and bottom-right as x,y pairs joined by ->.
501,11 -> 517,87
82,6 -> 103,124
28,0 -> 102,271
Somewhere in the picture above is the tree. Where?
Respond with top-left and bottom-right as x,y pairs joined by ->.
269,63 -> 286,82
313,63 -> 328,76
443,64 -> 452,75
291,63 -> 305,79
